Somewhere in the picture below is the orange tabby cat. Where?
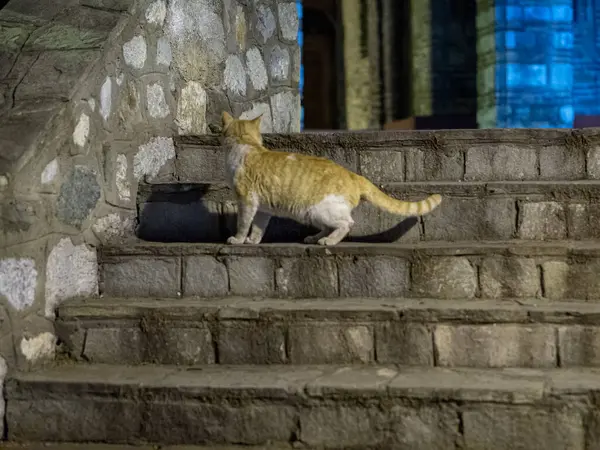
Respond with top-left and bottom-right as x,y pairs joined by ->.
221,111 -> 442,246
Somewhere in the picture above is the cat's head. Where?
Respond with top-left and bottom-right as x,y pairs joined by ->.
221,111 -> 263,145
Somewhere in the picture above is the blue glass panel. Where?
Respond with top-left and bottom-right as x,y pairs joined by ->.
524,6 -> 551,21
552,31 -> 573,49
560,104 -> 574,123
552,5 -> 573,21
550,63 -> 573,88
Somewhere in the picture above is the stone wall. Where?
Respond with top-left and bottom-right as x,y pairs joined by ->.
0,0 -> 299,437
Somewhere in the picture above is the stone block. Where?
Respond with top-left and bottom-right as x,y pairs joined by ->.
350,202 -> 421,242
434,324 -> 557,368
465,144 -> 538,181
462,406 -> 584,450
587,146 -> 600,179
542,261 -> 570,300
102,257 -> 180,297
558,326 -> 600,367
411,257 -> 477,299
289,323 -> 374,364
218,321 -> 286,364
375,323 -> 433,365
83,327 -> 143,364
175,146 -> 226,182
542,260 -> 600,300
359,150 -> 404,182
518,202 -> 567,240
142,402 -> 296,445
480,257 -> 540,298
56,165 -> 101,227
540,145 -> 585,180
183,256 -> 228,297
338,256 -> 409,297
226,257 -> 274,296
276,258 -> 338,297
405,147 -> 464,181
144,324 -> 214,365
568,203 -> 600,239
423,198 -> 515,241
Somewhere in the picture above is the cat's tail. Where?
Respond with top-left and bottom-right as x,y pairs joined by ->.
358,176 -> 442,216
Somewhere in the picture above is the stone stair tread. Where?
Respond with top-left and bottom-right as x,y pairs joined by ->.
2,444 -> 288,450
59,296 -> 600,324
8,363 -> 600,403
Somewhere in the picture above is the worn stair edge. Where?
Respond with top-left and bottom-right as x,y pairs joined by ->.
170,129 -> 600,185
56,297 -> 600,368
98,240 -> 600,301
6,363 -> 600,448
137,181 -> 600,244
2,445 -> 292,450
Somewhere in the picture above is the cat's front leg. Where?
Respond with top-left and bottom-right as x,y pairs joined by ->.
245,211 -> 271,244
227,199 -> 258,244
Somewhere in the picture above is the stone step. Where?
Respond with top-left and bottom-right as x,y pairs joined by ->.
167,129 -> 600,185
99,240 -> 600,301
3,444 -> 291,450
137,181 -> 600,243
57,297 -> 600,368
6,363 -> 600,448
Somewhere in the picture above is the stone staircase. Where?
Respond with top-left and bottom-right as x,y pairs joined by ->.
6,129 -> 600,449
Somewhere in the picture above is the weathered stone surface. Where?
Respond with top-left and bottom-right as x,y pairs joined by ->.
405,147 -> 464,181
224,54 -> 246,96
465,144 -> 538,181
218,321 -> 286,364
588,146 -> 600,179
176,81 -> 207,134
146,82 -> 170,118
271,90 -> 295,132
518,202 -> 567,239
145,0 -> 167,25
123,35 -> 147,69
72,113 -> 90,148
92,211 -> 136,244
540,145 -> 586,180
480,257 -> 540,298
0,258 -> 37,311
462,406 -> 584,450
115,154 -> 131,202
338,256 -> 409,297
175,146 -> 225,182
246,47 -> 268,91
276,258 -> 338,297
289,323 -> 374,364
359,150 -> 404,182
412,257 -> 477,299
255,5 -> 276,43
83,327 -> 143,364
46,238 -> 98,318
134,137 -> 175,180
543,259 -> 600,301
226,256 -> 274,296
57,165 -> 101,227
102,257 -> 179,297
375,323 -> 433,365
268,45 -> 290,82
558,326 -> 600,367
156,36 -> 172,67
434,325 -> 556,368
183,256 -> 228,297
147,325 -> 214,365
542,261 -> 570,300
100,76 -> 112,121
240,102 -> 273,132
277,2 -> 299,42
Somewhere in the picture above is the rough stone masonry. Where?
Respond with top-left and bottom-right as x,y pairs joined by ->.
0,0 -> 300,436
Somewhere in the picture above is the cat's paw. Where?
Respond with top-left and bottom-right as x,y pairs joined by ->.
303,235 -> 320,244
244,236 -> 262,244
226,236 -> 245,245
317,237 -> 338,246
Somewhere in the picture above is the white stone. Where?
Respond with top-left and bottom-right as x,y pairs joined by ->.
92,213 -> 136,241
176,81 -> 207,134
88,98 -> 96,111
123,35 -> 147,70
277,2 -> 299,41
156,37 -> 172,67
116,154 -> 130,201
270,91 -> 295,132
45,238 -> 98,318
41,158 -> 58,184
72,112 -> 90,147
224,54 -> 246,96
116,72 -> 125,86
269,45 -> 290,81
145,0 -> 166,25
146,82 -> 170,118
256,5 -> 276,43
0,175 -> 7,189
246,47 -> 268,91
134,136 -> 176,180
0,258 -> 37,311
100,77 -> 112,121
20,332 -> 57,362
241,102 -> 273,133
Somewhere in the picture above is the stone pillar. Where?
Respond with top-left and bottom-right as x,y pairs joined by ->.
477,0 -> 575,128
573,0 -> 600,122
411,0 -> 433,117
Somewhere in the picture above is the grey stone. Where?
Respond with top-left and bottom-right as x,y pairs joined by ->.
480,257 -> 541,298
540,145 -> 585,180
80,0 -> 132,11
183,256 -> 228,297
338,256 -> 409,297
176,81 -> 207,134
255,5 -> 276,43
145,0 -> 167,25
289,323 -> 374,363
102,257 -> 180,297
270,90 -> 295,132
292,47 -> 301,82
227,257 -> 274,296
83,327 -> 143,364
587,146 -> 600,179
375,323 -> 433,365
277,2 -> 299,42
559,326 -> 600,367
276,258 -> 338,297
359,150 -> 404,182
462,406 -> 584,450
92,212 -> 136,244
434,324 -> 557,368
134,137 -> 176,180
240,102 -> 273,132
174,143 -> 227,184
116,79 -> 143,132
0,258 -> 37,311
465,144 -> 538,181
57,165 -> 101,227
542,261 -> 570,300
224,54 -> 246,96
146,82 -> 170,118
123,35 -> 147,69
518,202 -> 567,240
246,47 -> 268,91
218,321 -> 286,364
541,260 -> 600,301
144,324 -> 214,365
411,257 -> 477,299
156,36 -> 172,67
269,45 -> 290,82
405,147 -> 464,181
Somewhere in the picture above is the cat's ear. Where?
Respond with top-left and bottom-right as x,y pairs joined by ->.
250,114 -> 263,128
222,111 -> 234,127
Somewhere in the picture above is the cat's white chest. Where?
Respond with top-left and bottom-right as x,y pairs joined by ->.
224,142 -> 252,187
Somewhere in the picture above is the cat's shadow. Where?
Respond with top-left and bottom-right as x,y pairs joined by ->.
137,183 -> 418,244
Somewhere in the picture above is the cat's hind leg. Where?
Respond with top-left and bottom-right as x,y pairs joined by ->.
304,228 -> 330,244
308,195 -> 354,246
227,198 -> 258,244
245,211 -> 271,244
